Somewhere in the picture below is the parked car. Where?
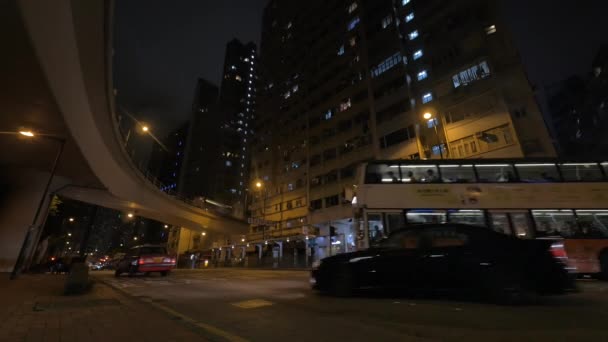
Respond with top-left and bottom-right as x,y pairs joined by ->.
114,245 -> 176,277
311,224 -> 575,303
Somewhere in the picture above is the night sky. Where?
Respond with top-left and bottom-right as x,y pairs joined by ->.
113,0 -> 608,135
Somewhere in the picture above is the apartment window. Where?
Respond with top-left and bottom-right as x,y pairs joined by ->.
310,154 -> 321,166
292,84 -> 299,93
340,166 -> 355,179
408,30 -> 419,40
348,17 -> 360,31
323,148 -> 337,161
310,199 -> 323,210
325,195 -> 339,208
417,70 -> 428,81
370,52 -> 402,78
405,13 -> 414,22
402,0 -> 410,5
324,171 -> 338,184
413,49 -> 423,60
339,98 -> 352,112
427,118 -> 437,128
379,126 -> 414,149
422,92 -> 433,104
452,61 -> 491,88
324,109 -> 334,120
348,2 -> 358,13
382,15 -> 393,29
337,45 -> 345,56
485,25 -> 497,35
235,75 -> 242,81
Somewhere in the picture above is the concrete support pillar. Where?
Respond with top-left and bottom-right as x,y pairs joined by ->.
257,244 -> 263,260
0,168 -> 68,273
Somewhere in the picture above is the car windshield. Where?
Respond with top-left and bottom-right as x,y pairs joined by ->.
138,247 -> 166,255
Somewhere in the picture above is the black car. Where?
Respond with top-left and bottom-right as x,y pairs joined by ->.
311,224 -> 575,303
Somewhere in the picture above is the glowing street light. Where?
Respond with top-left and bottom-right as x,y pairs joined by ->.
133,236 -> 138,241
141,125 -> 149,132
67,233 -> 72,237
164,224 -> 168,228
202,232 -> 206,236
127,213 -> 134,218
241,238 -> 245,242
19,130 -> 34,137
255,181 -> 262,188
69,217 -> 74,222
423,112 -> 433,120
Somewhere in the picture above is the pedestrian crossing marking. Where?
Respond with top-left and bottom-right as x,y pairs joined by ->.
231,299 -> 273,309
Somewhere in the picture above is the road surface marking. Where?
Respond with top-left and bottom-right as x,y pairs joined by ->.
141,298 -> 250,342
231,299 -> 274,309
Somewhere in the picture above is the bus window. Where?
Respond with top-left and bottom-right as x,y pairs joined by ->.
399,165 -> 438,183
366,164 -> 400,184
532,210 -> 577,237
407,210 -> 446,224
602,162 -> 608,177
386,212 -> 405,233
448,209 -> 485,226
560,163 -> 604,181
488,212 -> 512,235
515,163 -> 560,182
474,164 -> 516,183
367,213 -> 386,243
574,210 -> 608,238
439,164 -> 475,183
511,212 -> 534,238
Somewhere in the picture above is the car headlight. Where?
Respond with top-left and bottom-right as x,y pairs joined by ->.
312,260 -> 322,269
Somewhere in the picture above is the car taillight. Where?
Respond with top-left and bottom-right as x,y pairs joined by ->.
550,242 -> 568,260
138,258 -> 145,265
170,258 -> 176,265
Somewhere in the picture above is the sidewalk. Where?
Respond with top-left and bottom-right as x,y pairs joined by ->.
0,273 -> 206,341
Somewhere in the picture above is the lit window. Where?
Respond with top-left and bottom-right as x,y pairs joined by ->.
405,13 -> 414,22
417,70 -> 428,81
347,17 -> 360,31
324,109 -> 334,120
284,91 -> 291,99
337,45 -> 345,56
339,99 -> 352,112
485,25 -> 497,35
235,75 -> 242,81
381,15 -> 393,29
408,30 -> 419,40
286,21 -> 292,29
402,0 -> 410,5
452,60 -> 491,88
244,58 -> 249,62
370,52 -> 403,78
348,2 -> 357,13
413,49 -> 423,60
422,92 -> 433,104
230,65 -> 236,70
226,160 -> 232,167
427,118 -> 437,128
292,84 -> 299,93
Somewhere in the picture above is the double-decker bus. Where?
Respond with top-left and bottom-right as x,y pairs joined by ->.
351,159 -> 608,279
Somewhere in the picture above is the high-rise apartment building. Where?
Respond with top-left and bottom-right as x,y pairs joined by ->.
248,0 -> 555,260
179,42 -> 257,219
149,122 -> 190,193
180,79 -> 220,199
215,39 -> 257,217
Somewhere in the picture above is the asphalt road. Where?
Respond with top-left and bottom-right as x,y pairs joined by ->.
94,269 -> 608,342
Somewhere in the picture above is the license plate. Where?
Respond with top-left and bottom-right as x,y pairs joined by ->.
154,257 -> 163,263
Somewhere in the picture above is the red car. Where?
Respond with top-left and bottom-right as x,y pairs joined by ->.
114,245 -> 176,277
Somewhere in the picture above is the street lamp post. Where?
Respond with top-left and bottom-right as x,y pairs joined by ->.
423,112 -> 444,159
255,181 -> 266,242
4,131 -> 66,279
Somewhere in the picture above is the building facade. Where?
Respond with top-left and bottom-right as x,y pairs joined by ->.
149,122 -> 190,193
248,0 -> 555,263
180,79 -> 220,199
215,39 -> 257,217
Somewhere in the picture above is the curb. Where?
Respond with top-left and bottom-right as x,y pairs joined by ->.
92,275 -> 249,342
